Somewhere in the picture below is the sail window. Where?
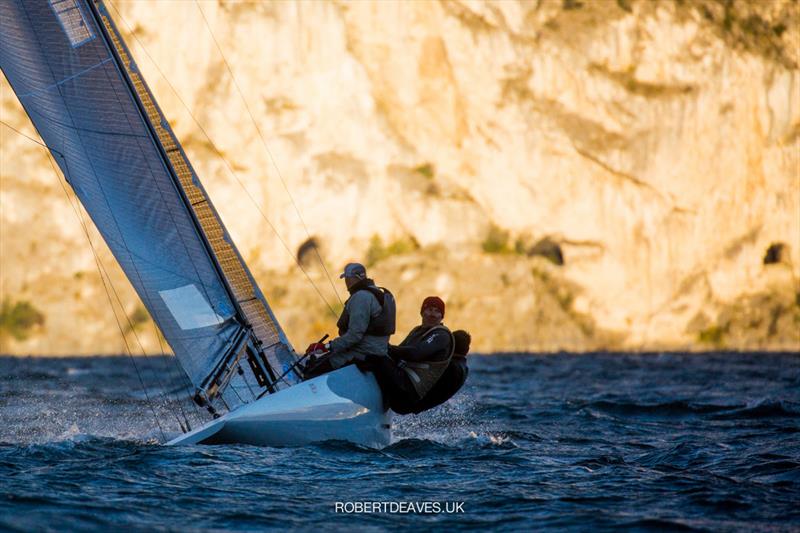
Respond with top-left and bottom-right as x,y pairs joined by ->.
49,0 -> 95,48
159,284 -> 227,330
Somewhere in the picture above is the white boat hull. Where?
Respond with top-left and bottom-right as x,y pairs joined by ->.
167,365 -> 391,447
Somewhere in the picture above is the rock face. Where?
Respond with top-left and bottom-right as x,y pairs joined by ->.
1,0 -> 798,354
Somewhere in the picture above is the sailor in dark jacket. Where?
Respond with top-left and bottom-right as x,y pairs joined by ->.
366,296 -> 454,413
409,330 -> 470,413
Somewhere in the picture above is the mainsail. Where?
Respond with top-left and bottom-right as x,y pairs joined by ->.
0,0 -> 299,413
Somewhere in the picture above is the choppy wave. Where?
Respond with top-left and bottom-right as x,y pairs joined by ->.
572,398 -> 800,419
1,352 -> 798,530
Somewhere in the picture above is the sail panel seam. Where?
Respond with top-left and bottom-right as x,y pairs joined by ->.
24,105 -> 150,139
16,57 -> 112,98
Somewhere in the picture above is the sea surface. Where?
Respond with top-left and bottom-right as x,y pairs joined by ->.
0,352 -> 798,531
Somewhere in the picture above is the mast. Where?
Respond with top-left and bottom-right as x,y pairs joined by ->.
83,0 -> 291,397
84,3 -> 239,325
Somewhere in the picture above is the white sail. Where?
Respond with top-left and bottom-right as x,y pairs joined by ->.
1,0 -> 391,446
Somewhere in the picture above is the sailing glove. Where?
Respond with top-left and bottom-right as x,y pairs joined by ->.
305,343 -> 328,355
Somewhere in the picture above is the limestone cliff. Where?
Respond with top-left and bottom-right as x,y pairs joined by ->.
1,0 -> 798,354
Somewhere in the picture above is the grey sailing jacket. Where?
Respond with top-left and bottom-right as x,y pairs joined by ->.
329,289 -> 389,363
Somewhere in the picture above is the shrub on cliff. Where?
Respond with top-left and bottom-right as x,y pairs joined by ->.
482,224 -> 510,254
0,299 -> 45,342
482,224 -> 529,256
365,235 -> 419,267
124,304 -> 150,334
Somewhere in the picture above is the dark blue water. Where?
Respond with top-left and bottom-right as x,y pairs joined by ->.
1,353 -> 798,531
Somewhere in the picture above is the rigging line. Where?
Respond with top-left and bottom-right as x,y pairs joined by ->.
42,156 -> 167,440
0,121 -> 50,150
234,352 -> 263,402
75,200 -> 201,430
88,1 -> 239,422
105,0 -> 341,319
240,372 -> 258,402
99,5 -> 295,407
61,44 -> 202,432
89,42 -> 227,424
86,5 -> 227,327
227,374 -> 247,406
5,5 -> 174,440
85,239 -> 196,432
85,2 -> 232,352
52,159 -> 169,441
0,120 -> 176,439
105,0 -> 338,319
150,319 -> 204,428
193,0 -> 343,306
33,0 -> 193,429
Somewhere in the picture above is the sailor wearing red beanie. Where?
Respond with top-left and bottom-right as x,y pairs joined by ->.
421,296 -> 445,317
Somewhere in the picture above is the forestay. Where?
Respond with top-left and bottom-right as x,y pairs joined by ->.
0,0 -> 298,412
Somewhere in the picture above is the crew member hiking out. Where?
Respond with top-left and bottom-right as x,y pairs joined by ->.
409,329 -> 471,414
303,262 -> 395,379
361,296 -> 454,414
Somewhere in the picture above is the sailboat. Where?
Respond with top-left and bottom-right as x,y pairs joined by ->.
0,0 -> 391,447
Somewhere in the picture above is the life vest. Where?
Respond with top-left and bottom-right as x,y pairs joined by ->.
400,325 -> 455,399
336,285 -> 396,337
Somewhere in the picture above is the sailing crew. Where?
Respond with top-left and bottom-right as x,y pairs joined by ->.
303,262 -> 395,379
363,296 -> 455,414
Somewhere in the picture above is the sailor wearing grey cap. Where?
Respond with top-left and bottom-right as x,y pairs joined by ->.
339,262 -> 367,280
303,262 -> 396,378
